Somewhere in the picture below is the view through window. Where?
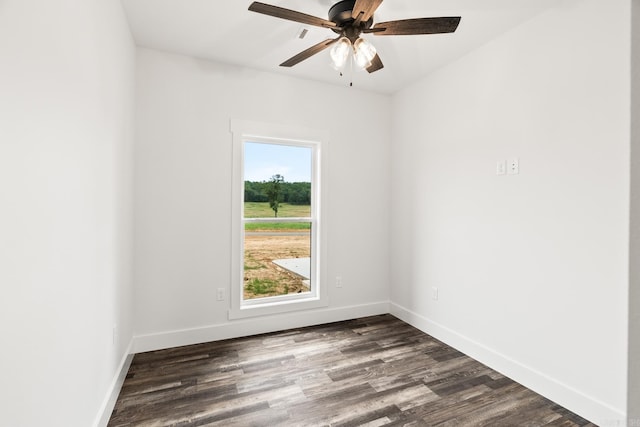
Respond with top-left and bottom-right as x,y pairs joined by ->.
243,141 -> 315,303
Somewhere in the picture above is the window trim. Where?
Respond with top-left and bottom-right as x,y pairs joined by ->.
229,120 -> 329,320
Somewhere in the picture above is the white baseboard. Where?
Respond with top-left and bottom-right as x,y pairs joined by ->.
133,301 -> 390,353
93,338 -> 135,427
389,302 -> 626,426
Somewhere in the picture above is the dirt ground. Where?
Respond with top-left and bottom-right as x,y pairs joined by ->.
244,233 -> 311,299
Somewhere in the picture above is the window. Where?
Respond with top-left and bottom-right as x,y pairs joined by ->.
229,120 -> 328,319
243,142 -> 314,302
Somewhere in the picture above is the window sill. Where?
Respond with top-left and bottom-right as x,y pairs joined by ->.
228,295 -> 328,320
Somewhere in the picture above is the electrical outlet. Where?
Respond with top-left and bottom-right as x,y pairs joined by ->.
508,158 -> 519,175
336,276 -> 343,288
217,288 -> 225,301
432,287 -> 439,301
112,324 -> 118,345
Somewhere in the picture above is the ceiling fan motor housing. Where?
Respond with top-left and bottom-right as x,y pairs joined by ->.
329,0 -> 374,35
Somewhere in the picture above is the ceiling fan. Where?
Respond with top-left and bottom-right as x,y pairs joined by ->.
248,0 -> 461,74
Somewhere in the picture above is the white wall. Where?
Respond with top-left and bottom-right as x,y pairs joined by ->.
0,1 -> 136,426
390,0 -> 630,423
133,48 -> 390,350
630,0 -> 640,422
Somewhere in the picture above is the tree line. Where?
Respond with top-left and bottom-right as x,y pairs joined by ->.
245,177 -> 311,206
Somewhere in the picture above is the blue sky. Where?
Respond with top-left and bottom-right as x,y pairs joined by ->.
244,142 -> 311,183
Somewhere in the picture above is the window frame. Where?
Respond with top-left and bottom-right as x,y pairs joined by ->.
229,120 -> 328,320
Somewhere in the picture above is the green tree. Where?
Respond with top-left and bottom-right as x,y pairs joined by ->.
244,181 -> 267,202
265,174 -> 284,217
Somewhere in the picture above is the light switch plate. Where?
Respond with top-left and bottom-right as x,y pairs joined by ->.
496,160 -> 506,175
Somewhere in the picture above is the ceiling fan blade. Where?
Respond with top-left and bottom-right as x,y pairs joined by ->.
372,17 -> 461,36
248,2 -> 337,29
351,0 -> 383,23
366,54 -> 384,73
280,38 -> 340,67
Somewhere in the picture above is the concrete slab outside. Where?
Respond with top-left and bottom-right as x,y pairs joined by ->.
273,257 -> 310,280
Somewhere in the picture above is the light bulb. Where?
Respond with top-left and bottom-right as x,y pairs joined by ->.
353,38 -> 376,69
330,37 -> 351,70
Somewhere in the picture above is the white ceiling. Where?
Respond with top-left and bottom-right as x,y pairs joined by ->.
121,0 -> 556,94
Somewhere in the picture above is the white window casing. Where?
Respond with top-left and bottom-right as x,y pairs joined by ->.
229,120 -> 329,319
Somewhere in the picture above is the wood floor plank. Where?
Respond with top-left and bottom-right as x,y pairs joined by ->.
108,315 -> 596,426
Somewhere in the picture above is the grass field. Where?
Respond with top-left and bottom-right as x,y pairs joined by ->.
244,202 -> 310,218
244,202 -> 311,231
245,222 -> 310,231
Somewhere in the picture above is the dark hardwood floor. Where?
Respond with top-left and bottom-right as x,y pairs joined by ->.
108,315 -> 596,426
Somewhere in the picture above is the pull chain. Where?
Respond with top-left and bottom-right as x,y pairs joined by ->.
349,49 -> 354,87
337,50 -> 354,87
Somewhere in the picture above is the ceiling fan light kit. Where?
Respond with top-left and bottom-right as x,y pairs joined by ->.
328,36 -> 376,71
248,0 -> 461,79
